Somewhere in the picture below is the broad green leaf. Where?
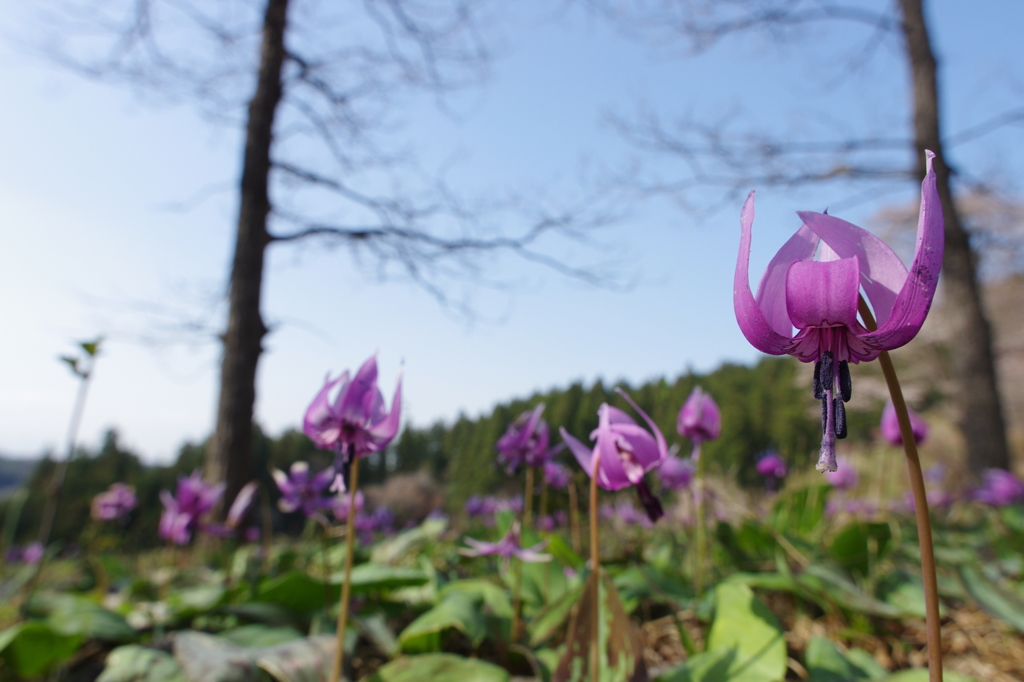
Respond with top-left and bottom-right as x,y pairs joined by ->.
370,517 -> 447,565
701,582 -> 786,682
804,636 -> 886,682
828,523 -> 891,578
219,625 -> 304,648
365,653 -> 510,682
552,569 -> 647,682
799,565 -> 904,619
398,591 -> 487,653
440,579 -> 514,618
339,563 -> 429,593
545,533 -> 584,570
529,580 -> 585,647
172,631 -> 260,682
97,644 -> 187,682
357,613 -> 399,657
959,564 -> 1024,632
876,573 -> 946,620
257,571 -> 337,614
43,595 -> 137,642
0,621 -> 82,677
769,485 -> 829,538
170,584 -> 228,616
256,635 -> 335,682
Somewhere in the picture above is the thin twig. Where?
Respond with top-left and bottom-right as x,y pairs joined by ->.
859,298 -> 942,682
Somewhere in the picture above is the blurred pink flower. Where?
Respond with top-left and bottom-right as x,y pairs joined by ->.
91,483 -> 137,521
880,401 -> 929,446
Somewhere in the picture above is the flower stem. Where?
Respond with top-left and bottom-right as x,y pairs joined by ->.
569,480 -> 582,553
540,480 -> 550,599
511,558 -> 523,642
859,298 -> 942,682
330,457 -> 361,682
523,466 -> 535,529
590,452 -> 601,680
693,441 -> 706,596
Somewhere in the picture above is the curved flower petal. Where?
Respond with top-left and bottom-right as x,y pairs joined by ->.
336,355 -> 379,425
755,222 -> 820,336
615,388 -> 668,467
785,256 -> 862,330
366,369 -> 403,452
560,428 -> 594,476
303,373 -> 347,448
734,191 -> 799,355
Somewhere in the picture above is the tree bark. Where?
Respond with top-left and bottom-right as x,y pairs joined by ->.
206,0 -> 290,509
898,0 -> 1010,475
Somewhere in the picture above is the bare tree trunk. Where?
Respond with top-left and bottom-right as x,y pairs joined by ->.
206,0 -> 290,508
898,0 -> 1010,475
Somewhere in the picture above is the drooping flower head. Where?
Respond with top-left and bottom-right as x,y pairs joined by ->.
560,388 -> 669,522
496,403 -> 556,473
756,452 -> 788,492
158,471 -> 226,545
272,462 -> 343,519
658,455 -> 696,491
880,401 -> 929,447
91,483 -> 138,521
824,457 -> 859,491
460,522 -> 551,569
974,469 -> 1024,507
303,355 -> 402,491
734,152 -> 943,474
678,387 -> 721,453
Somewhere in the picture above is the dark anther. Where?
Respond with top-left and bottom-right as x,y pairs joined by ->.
636,479 -> 665,523
821,398 -> 828,434
820,351 -> 834,391
835,398 -> 848,439
813,361 -> 824,399
839,361 -> 852,402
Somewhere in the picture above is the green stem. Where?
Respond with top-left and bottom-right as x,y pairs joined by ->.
329,457 -> 361,682
523,466 -> 535,529
860,298 -> 942,682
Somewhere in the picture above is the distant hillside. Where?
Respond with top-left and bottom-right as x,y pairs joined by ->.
0,456 -> 38,499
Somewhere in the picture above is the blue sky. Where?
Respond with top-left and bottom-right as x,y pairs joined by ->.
0,0 -> 1021,462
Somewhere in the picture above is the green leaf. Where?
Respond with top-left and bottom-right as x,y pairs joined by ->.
552,569 -> 647,682
769,485 -> 829,538
172,631 -> 260,682
219,625 -> 303,648
256,571 -> 337,614
337,563 -> 429,593
529,580 -> 585,647
80,338 -> 102,356
959,564 -> 1024,632
42,595 -> 137,643
798,564 -> 904,619
701,582 -> 786,682
365,653 -> 510,682
255,635 -> 335,682
876,572 -> 946,620
440,579 -> 514,619
60,355 -> 81,375
370,517 -> 448,565
803,636 -> 887,682
0,621 -> 83,677
828,522 -> 891,578
356,613 -> 399,657
544,533 -> 585,570
398,591 -> 488,653
97,645 -> 187,682
170,584 -> 228,617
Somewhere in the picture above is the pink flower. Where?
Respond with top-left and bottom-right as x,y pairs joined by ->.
560,388 -> 668,522
824,457 -> 859,490
734,152 -> 943,474
91,483 -> 137,521
460,523 -> 551,569
880,401 -> 929,446
303,355 -> 402,491
678,387 -> 721,444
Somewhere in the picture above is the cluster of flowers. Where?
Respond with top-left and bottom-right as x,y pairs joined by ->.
157,473 -> 259,545
464,495 -> 524,526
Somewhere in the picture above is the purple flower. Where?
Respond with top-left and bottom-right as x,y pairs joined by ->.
880,401 -> 929,447
658,455 -> 696,491
543,461 -> 572,489
608,500 -> 653,528
303,355 -> 402,490
203,481 -> 261,539
158,471 -> 225,545
91,483 -> 137,521
496,404 -> 556,473
734,152 -> 943,474
824,457 -> 858,491
678,387 -> 721,446
560,388 -> 668,522
465,495 -> 488,517
273,462 -> 342,518
21,542 -> 44,565
974,469 -> 1024,507
460,523 -> 551,569
756,452 -> 788,480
